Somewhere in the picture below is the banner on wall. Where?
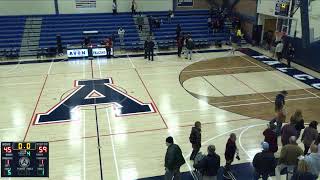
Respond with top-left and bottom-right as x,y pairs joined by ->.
75,0 -> 96,8
177,0 -> 193,7
67,49 -> 89,58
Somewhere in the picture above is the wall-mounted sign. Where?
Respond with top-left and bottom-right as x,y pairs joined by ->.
275,0 -> 290,16
177,0 -> 193,7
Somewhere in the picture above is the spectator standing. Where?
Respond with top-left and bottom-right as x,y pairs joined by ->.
189,121 -> 202,160
177,35 -> 184,58
252,142 -> 277,180
293,110 -> 305,139
144,39 -> 148,59
137,13 -> 144,31
131,0 -> 137,15
304,144 -> 320,178
185,37 -> 194,60
275,40 -> 284,61
302,121 -> 319,155
263,123 -> 278,153
291,159 -> 316,180
281,115 -> 298,146
146,38 -> 155,61
117,27 -> 125,45
112,0 -> 117,15
168,10 -> 174,23
193,145 -> 220,180
105,37 -> 112,58
275,136 -> 303,180
224,133 -> 239,171
287,43 -> 295,67
313,134 -> 320,153
176,24 -> 181,39
83,36 -> 91,47
164,136 -> 186,180
273,90 -> 288,136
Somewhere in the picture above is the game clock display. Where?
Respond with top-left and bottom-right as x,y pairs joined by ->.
1,142 -> 49,177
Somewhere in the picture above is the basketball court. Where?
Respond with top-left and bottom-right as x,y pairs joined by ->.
0,47 -> 319,179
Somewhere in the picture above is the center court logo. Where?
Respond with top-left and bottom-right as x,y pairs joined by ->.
34,78 -> 155,125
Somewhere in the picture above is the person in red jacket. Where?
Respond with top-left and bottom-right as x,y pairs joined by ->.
105,37 -> 113,58
263,123 -> 278,153
177,35 -> 184,57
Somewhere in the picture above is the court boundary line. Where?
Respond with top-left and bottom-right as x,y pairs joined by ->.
91,58 -> 104,180
239,55 -> 320,99
201,76 -> 226,96
218,96 -> 319,108
211,92 -> 316,105
134,68 -> 169,129
228,73 -> 273,103
46,117 -> 253,143
97,57 -> 120,180
23,60 -> 54,141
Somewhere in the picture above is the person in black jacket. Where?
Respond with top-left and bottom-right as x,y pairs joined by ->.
224,133 -> 238,170
253,142 -> 277,180
189,121 -> 201,160
146,38 -> 155,61
286,43 -> 295,67
176,24 -> 181,39
194,145 -> 220,180
164,136 -> 186,180
144,39 -> 148,59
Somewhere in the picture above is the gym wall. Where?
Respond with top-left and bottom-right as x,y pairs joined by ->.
0,0 -> 173,16
0,0 -> 55,15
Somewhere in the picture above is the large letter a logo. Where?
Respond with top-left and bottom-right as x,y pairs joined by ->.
34,78 -> 155,125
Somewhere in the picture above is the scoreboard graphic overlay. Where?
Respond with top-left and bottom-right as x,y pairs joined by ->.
1,142 -> 49,177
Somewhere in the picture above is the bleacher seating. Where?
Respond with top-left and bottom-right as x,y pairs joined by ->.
39,13 -> 141,50
0,10 -> 232,57
0,16 -> 25,55
145,10 -> 230,49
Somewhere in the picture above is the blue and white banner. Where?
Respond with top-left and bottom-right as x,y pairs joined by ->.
67,49 -> 89,58
177,0 -> 193,7
92,48 -> 107,57
239,48 -> 320,90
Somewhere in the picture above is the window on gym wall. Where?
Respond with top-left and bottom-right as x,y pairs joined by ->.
75,0 -> 96,8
